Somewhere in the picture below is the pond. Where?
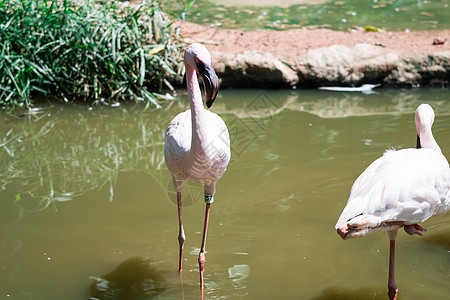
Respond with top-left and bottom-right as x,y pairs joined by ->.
161,0 -> 450,31
0,88 -> 449,299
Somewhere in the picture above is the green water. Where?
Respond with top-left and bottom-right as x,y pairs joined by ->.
0,89 -> 449,299
161,0 -> 450,31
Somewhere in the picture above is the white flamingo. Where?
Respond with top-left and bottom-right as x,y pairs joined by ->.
164,43 -> 231,290
336,104 -> 449,300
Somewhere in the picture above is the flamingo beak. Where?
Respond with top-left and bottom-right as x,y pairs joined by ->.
197,61 -> 219,108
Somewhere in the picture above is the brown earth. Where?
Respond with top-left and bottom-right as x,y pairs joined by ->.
176,21 -> 450,88
178,21 -> 450,68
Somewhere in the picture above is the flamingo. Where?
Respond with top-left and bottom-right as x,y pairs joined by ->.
336,104 -> 449,300
164,43 -> 231,290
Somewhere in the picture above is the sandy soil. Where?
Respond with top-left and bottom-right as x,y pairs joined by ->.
178,21 -> 450,67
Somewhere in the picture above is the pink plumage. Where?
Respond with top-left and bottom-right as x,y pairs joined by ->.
164,43 -> 230,292
336,104 -> 449,300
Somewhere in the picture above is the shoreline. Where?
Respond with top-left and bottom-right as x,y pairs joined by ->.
178,21 -> 450,88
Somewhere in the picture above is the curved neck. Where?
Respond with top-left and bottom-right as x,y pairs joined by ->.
418,126 -> 441,153
186,64 -> 207,150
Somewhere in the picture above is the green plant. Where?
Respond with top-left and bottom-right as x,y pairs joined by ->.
0,0 -> 184,108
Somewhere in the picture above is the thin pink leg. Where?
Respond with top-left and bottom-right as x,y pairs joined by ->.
404,224 -> 427,236
388,239 -> 398,300
199,203 -> 211,291
177,192 -> 185,272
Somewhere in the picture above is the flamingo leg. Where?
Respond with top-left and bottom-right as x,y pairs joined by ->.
199,202 -> 211,290
388,239 -> 398,300
177,192 -> 185,272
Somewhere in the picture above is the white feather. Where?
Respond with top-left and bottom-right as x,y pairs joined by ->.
336,104 -> 450,239
336,148 -> 449,228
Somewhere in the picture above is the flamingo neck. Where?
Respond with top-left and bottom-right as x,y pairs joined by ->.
418,127 -> 441,153
186,64 -> 207,150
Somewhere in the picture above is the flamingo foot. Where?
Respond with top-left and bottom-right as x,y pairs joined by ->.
404,224 -> 427,236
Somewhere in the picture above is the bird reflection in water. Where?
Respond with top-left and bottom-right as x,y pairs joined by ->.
312,286 -> 387,300
89,256 -> 168,300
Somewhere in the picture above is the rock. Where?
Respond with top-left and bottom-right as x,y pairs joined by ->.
384,52 -> 450,87
432,38 -> 446,45
179,22 -> 450,88
297,43 -> 450,87
213,51 -> 298,88
298,43 -> 399,87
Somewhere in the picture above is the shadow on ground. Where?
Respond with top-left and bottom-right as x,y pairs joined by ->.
312,286 -> 391,300
89,256 -> 169,300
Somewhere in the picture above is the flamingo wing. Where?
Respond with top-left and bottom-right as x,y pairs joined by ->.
336,148 -> 450,234
164,111 -> 192,179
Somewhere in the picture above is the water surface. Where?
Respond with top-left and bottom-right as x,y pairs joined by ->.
0,88 -> 449,299
161,0 -> 450,31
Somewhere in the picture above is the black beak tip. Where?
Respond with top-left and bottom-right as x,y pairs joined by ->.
196,60 -> 219,109
203,73 -> 219,109
206,99 -> 214,109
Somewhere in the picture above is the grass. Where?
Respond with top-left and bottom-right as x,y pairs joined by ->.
0,0 -> 185,108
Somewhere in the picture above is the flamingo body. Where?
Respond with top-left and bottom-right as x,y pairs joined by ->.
336,104 -> 449,300
336,147 -> 449,239
165,109 -> 230,193
164,43 -> 230,292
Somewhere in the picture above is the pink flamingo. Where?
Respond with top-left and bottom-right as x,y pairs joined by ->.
164,43 -> 231,290
336,104 -> 449,300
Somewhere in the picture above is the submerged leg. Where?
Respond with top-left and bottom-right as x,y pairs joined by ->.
199,201 -> 211,290
177,192 -> 185,272
387,230 -> 398,300
388,239 -> 398,300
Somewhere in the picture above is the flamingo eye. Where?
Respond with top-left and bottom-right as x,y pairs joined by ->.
195,57 -> 200,64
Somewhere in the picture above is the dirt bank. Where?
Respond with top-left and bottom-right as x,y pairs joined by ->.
178,21 -> 450,88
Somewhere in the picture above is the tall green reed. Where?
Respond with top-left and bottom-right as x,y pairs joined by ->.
0,0 -> 184,108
